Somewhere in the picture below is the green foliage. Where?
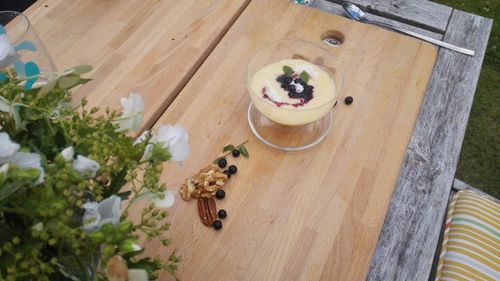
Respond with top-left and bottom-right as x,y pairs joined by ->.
0,68 -> 180,280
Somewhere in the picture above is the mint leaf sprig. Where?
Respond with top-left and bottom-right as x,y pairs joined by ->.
282,65 -> 310,83
213,140 -> 249,164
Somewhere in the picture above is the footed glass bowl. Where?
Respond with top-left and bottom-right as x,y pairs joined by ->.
246,39 -> 344,151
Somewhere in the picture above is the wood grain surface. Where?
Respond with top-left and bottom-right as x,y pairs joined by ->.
145,1 -> 438,280
367,10 -> 493,281
23,0 -> 251,130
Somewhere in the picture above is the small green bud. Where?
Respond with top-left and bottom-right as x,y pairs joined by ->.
48,238 -> 57,246
12,237 -> 21,245
100,223 -> 115,234
118,220 -> 134,233
15,253 -> 22,260
102,244 -> 115,257
50,258 -> 58,265
3,242 -> 12,250
119,239 -> 140,253
88,231 -> 105,244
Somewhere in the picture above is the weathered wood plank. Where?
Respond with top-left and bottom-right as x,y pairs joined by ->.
326,0 -> 452,33
452,179 -> 500,203
366,10 -> 493,281
309,0 -> 443,40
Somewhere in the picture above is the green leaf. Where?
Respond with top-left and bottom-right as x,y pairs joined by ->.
299,71 -> 310,83
0,96 -> 10,112
239,145 -> 249,158
66,64 -> 93,75
11,105 -> 22,131
104,167 -> 128,198
116,191 -> 132,201
58,74 -> 81,89
37,78 -> 57,97
223,145 -> 235,153
283,65 -> 294,76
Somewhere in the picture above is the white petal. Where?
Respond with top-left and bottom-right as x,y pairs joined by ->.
128,269 -> 148,281
141,143 -> 154,162
10,152 -> 44,184
131,243 -> 141,251
0,35 -> 11,59
0,132 -> 20,164
156,125 -> 190,162
82,202 -> 101,233
61,146 -> 74,161
72,155 -> 100,177
153,190 -> 175,208
97,195 -> 121,227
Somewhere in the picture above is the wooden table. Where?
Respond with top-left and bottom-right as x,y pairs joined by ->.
25,1 -> 492,280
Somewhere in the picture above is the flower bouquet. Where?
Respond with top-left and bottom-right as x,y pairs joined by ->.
0,65 -> 189,280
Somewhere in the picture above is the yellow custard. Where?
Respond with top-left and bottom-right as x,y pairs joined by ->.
249,59 -> 336,126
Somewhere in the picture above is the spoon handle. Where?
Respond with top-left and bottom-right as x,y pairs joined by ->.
367,20 -> 475,56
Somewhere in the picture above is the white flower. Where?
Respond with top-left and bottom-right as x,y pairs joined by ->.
152,190 -> 176,208
72,155 -> 100,178
156,125 -> 190,162
82,195 -> 121,233
0,163 -> 8,175
0,132 -> 20,164
10,152 -> 44,184
128,269 -> 148,281
116,93 -> 144,132
60,146 -> 74,161
0,34 -> 18,68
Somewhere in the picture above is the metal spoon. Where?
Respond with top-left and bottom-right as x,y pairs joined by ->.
342,2 -> 475,56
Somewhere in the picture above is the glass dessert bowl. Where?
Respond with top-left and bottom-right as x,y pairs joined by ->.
247,39 -> 344,151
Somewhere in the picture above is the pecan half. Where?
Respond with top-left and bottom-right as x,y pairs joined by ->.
197,198 -> 217,226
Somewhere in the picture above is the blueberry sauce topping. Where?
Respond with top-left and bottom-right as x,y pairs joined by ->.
261,72 -> 315,108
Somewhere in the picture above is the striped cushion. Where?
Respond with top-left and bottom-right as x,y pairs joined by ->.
435,190 -> 500,281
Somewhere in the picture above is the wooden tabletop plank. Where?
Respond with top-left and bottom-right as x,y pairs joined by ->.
24,0 -> 251,130
146,0 -> 438,280
310,0 -> 443,40
327,0 -> 452,33
366,10 -> 493,281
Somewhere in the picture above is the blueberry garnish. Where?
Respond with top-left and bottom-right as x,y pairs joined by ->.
217,158 -> 227,168
228,165 -> 237,175
218,209 -> 227,219
213,220 -> 222,230
216,190 -> 225,199
232,150 -> 240,157
344,96 -> 354,105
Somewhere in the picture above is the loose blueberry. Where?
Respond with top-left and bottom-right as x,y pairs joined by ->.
232,149 -> 240,157
276,75 -> 285,83
213,220 -> 222,230
216,190 -> 225,199
344,96 -> 354,105
284,76 -> 293,84
217,158 -> 227,168
228,165 -> 238,175
223,170 -> 232,178
218,209 -> 227,219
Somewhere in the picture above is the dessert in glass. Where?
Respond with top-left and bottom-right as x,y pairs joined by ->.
247,40 -> 343,151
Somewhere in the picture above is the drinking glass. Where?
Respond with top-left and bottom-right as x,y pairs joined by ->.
0,10 -> 57,88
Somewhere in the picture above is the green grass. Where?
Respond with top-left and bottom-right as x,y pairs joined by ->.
432,0 -> 499,198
